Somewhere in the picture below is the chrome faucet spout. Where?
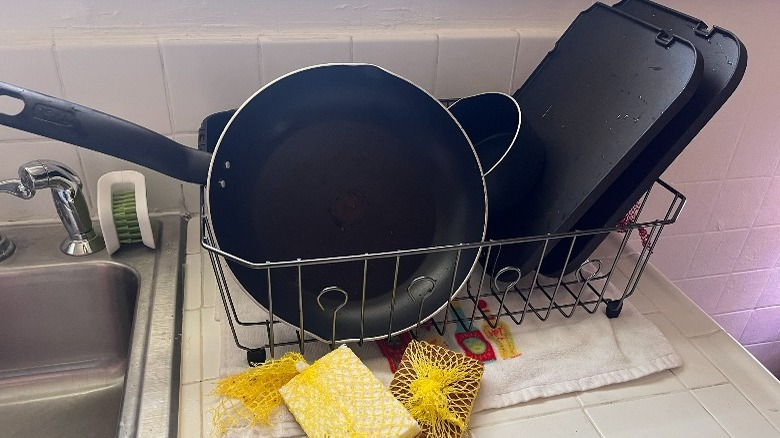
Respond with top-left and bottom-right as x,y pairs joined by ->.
0,178 -> 34,199
1,160 -> 105,256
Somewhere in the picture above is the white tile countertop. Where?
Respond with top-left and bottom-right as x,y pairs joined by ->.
178,219 -> 780,437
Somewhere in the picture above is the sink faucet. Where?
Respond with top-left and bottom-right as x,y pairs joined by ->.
0,159 -> 105,256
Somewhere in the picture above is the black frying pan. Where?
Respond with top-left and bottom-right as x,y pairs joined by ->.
0,64 -> 487,342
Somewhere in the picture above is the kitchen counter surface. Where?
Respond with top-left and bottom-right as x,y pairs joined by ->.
178,219 -> 780,437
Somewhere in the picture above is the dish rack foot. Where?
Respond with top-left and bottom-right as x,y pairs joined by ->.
247,348 -> 267,366
605,299 -> 624,319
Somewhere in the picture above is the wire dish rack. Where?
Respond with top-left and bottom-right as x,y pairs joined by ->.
199,177 -> 685,364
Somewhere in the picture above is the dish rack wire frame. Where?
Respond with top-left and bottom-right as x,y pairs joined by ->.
199,179 -> 685,363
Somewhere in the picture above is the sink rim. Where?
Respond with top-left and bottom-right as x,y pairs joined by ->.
0,214 -> 185,438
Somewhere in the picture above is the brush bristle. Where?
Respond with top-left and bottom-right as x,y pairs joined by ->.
112,190 -> 143,244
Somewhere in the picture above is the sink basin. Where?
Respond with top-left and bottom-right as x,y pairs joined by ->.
0,215 -> 185,438
0,263 -> 137,437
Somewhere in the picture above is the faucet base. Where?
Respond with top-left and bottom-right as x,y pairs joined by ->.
0,233 -> 15,261
60,231 -> 106,256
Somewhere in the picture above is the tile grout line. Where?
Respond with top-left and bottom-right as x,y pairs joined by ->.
580,407 -> 607,438
721,85 -> 760,182
470,406 -> 588,431
689,390 -> 736,437
50,40 -> 67,99
679,232 -> 705,281
50,40 -> 96,210
432,32 -> 440,97
193,252 -> 206,437
689,385 -> 761,437
698,383 -> 780,434
508,29 -> 521,94
577,385 -> 694,410
256,36 -> 264,86
156,38 -> 178,135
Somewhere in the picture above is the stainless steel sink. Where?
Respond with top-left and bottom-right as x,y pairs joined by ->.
0,215 -> 185,438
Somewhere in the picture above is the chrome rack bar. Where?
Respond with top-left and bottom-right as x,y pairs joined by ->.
200,179 -> 685,363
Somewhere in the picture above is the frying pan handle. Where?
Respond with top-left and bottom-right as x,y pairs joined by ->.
0,82 -> 211,185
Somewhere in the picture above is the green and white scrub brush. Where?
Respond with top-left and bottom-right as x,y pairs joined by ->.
97,170 -> 156,254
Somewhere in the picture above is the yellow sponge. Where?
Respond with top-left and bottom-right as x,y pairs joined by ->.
279,345 -> 421,438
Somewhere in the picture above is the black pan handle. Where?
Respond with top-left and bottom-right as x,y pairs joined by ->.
0,82 -> 211,185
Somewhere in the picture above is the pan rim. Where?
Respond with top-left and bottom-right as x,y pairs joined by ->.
204,62 -> 488,343
448,91 -> 522,177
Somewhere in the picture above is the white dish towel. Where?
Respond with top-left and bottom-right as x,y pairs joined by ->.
214,266 -> 681,437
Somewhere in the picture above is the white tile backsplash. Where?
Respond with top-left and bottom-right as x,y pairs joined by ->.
726,87 -> 780,179
744,342 -> 780,377
706,177 -> 771,231
734,226 -> 780,272
161,39 -> 261,133
714,269 -> 772,314
56,41 -> 172,134
756,268 -> 780,308
673,274 -> 727,314
647,234 -> 701,280
740,305 -> 780,345
712,311 -> 752,340
435,29 -> 519,98
352,33 -> 438,94
512,28 -> 562,91
622,259 -> 721,338
659,82 -> 753,185
686,229 -> 750,278
659,181 -> 721,237
754,176 -> 780,227
0,44 -> 63,141
259,36 -> 352,85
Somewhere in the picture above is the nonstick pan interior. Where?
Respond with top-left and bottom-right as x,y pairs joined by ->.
206,64 -> 487,342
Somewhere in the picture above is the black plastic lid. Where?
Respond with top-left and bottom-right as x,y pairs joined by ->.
541,0 -> 747,275
498,2 -> 703,274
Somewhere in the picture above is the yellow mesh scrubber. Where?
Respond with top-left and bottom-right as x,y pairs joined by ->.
279,345 -> 421,438
390,340 -> 485,438
210,352 -> 304,435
